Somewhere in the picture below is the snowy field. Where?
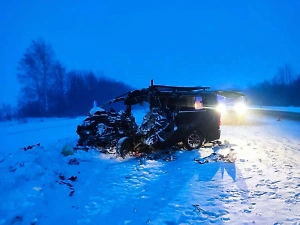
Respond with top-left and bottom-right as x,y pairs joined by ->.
0,110 -> 300,224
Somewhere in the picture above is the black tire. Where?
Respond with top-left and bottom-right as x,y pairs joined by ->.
116,137 -> 133,158
183,131 -> 204,150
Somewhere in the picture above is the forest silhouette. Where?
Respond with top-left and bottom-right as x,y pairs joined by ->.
1,38 -> 299,121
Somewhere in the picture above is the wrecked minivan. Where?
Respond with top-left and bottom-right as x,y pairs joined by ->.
76,81 -> 242,157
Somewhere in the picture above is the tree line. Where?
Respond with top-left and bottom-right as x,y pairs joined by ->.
246,64 -> 300,106
1,39 -> 299,121
0,38 -> 134,121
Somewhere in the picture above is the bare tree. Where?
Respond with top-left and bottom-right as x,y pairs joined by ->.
0,103 -> 14,121
49,61 -> 66,115
65,71 -> 86,115
272,64 -> 294,86
17,38 -> 56,116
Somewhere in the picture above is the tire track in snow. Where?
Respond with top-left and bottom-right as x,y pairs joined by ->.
220,114 -> 300,224
87,150 -> 238,224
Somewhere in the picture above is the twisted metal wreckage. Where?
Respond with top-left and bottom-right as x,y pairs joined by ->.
75,80 -> 245,158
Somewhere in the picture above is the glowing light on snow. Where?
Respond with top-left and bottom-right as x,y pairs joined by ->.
234,102 -> 247,115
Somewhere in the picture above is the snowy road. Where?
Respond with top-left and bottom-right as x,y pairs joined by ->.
0,112 -> 300,224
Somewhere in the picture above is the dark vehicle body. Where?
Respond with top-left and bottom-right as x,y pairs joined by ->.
140,87 -> 221,148
76,81 -> 224,157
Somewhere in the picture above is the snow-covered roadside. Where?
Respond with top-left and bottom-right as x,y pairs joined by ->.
0,111 -> 299,224
0,117 -> 85,153
220,114 -> 300,224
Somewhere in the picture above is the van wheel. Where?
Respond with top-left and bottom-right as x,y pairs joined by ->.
184,131 -> 204,150
116,137 -> 133,158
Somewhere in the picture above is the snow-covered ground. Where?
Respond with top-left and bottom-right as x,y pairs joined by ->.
0,110 -> 300,224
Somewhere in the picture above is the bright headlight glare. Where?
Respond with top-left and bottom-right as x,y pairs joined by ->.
217,103 -> 226,114
234,102 -> 247,114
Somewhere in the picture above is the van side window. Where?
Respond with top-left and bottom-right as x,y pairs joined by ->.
194,96 -> 203,109
179,97 -> 195,110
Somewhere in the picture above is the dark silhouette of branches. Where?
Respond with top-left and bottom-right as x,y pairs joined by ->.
49,61 -> 67,116
0,104 -> 14,121
12,38 -> 134,119
17,38 -> 56,116
65,70 -> 133,116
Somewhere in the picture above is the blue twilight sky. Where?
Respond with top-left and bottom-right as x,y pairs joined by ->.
1,0 -> 300,104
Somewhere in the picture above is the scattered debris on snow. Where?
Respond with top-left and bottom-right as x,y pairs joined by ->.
23,143 -> 41,151
194,152 -> 236,164
68,158 -> 80,165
